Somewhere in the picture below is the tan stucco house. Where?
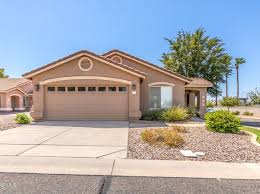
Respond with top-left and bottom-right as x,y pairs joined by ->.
23,49 -> 212,121
0,78 -> 33,111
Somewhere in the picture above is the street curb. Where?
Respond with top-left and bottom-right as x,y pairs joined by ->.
0,156 -> 259,179
112,159 -> 260,179
244,131 -> 260,147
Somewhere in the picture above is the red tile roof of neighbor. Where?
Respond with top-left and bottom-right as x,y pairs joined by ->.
186,77 -> 213,87
0,78 -> 30,92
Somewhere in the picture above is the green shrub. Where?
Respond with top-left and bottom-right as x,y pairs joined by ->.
204,110 -> 240,133
243,111 -> 254,116
15,113 -> 32,124
161,106 -> 189,122
141,128 -> 184,148
141,109 -> 164,121
187,108 -> 196,117
206,101 -> 215,108
220,97 -> 240,110
232,111 -> 240,115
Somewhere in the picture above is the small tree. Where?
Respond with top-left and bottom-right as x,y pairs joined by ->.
220,97 -> 240,111
161,28 -> 231,103
0,68 -> 9,78
247,88 -> 260,104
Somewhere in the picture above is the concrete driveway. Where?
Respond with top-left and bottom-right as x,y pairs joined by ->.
0,121 -> 129,158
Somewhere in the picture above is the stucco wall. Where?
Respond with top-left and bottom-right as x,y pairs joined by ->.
107,54 -> 186,111
0,93 -> 6,109
30,55 -> 141,120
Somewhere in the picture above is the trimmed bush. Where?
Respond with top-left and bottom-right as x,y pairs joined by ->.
140,128 -> 184,148
243,111 -> 254,116
205,110 -> 240,133
161,106 -> 189,122
15,113 -> 32,124
141,109 -> 164,121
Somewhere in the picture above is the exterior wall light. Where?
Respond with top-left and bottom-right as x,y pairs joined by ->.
35,84 -> 40,91
132,84 -> 136,95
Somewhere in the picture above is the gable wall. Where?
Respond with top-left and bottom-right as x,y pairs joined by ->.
18,82 -> 33,94
107,54 -> 186,111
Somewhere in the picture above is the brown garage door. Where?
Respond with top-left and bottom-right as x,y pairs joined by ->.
45,86 -> 128,120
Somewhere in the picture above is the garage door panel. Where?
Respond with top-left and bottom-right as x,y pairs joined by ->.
45,89 -> 128,120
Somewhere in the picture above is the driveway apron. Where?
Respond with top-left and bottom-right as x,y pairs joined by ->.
0,121 -> 129,159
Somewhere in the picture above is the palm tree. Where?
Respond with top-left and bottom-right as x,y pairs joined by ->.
235,58 -> 246,98
223,56 -> 232,97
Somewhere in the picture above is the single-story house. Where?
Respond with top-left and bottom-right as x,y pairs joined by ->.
23,49 -> 212,121
0,78 -> 33,111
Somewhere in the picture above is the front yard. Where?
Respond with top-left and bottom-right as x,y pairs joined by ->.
127,123 -> 260,163
0,112 -> 19,131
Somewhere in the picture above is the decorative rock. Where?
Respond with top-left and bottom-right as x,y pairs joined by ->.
180,150 -> 197,157
194,151 -> 206,156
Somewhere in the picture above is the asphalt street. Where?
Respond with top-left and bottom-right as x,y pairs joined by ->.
0,173 -> 259,194
241,118 -> 260,127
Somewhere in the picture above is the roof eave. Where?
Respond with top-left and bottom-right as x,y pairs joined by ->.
102,50 -> 192,83
23,51 -> 146,79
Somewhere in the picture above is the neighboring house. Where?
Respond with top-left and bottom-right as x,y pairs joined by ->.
23,49 -> 212,121
0,78 -> 33,111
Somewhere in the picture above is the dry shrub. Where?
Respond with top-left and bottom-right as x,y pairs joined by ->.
140,127 -> 184,148
164,130 -> 184,147
169,125 -> 187,133
140,129 -> 157,145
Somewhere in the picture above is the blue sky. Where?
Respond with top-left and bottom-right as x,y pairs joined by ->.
0,0 -> 259,97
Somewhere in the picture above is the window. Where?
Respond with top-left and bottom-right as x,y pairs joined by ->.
68,87 -> 76,92
58,87 -> 66,92
149,86 -> 172,109
119,87 -> 127,92
88,87 -> 96,92
78,57 -> 93,71
23,96 -> 26,107
47,87 -> 55,92
108,87 -> 117,92
98,87 -> 106,92
78,87 -> 86,92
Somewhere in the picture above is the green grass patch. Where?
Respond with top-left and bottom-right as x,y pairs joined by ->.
239,126 -> 260,144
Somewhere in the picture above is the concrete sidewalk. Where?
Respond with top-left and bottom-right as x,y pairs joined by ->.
0,156 -> 259,179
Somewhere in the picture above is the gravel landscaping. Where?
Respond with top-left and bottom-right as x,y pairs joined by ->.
127,124 -> 260,163
0,112 -> 19,131
0,120 -> 19,131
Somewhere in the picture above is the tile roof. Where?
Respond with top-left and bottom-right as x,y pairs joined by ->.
23,50 -> 146,78
102,49 -> 192,83
186,77 -> 213,87
0,78 -> 30,91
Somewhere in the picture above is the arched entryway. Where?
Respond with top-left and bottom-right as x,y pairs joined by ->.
10,95 -> 21,111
